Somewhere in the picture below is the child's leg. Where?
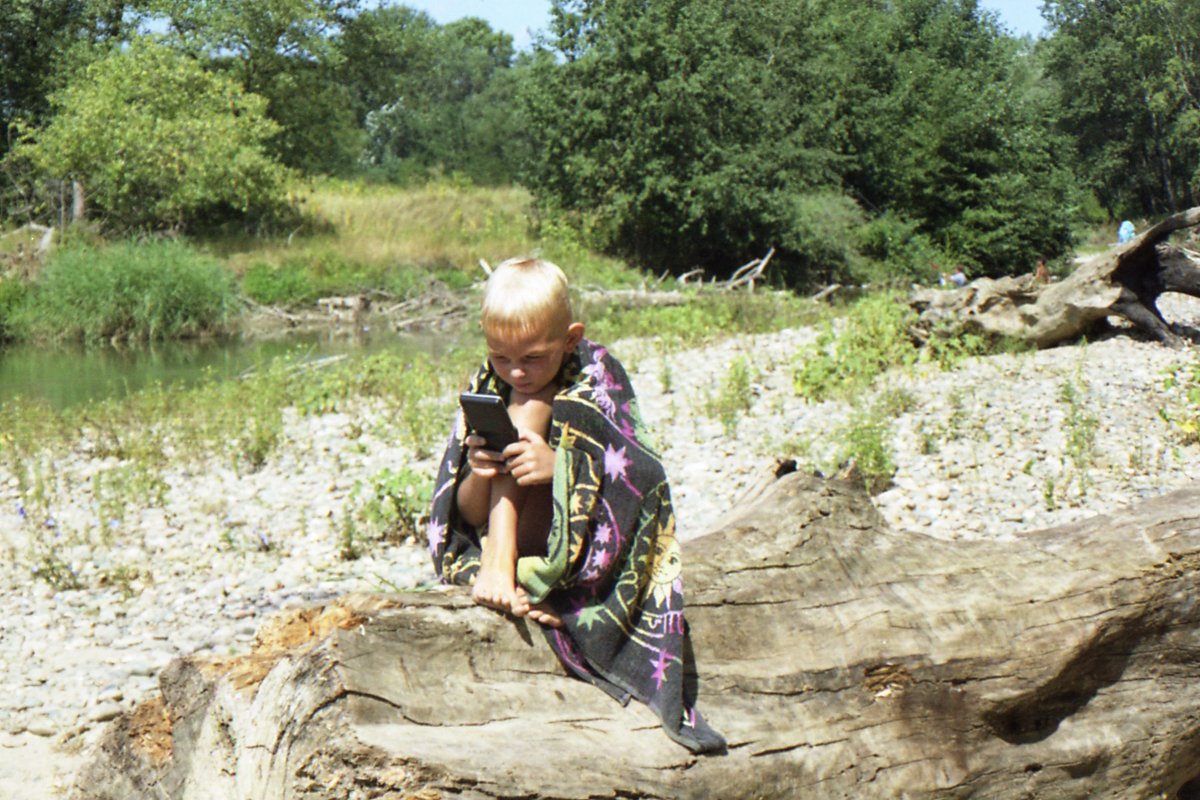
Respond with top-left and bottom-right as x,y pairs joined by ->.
471,473 -> 522,611
475,481 -> 562,625
471,395 -> 553,614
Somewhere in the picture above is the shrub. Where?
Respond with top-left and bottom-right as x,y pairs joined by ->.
13,240 -> 237,344
7,38 -> 291,233
793,293 -> 919,401
0,278 -> 31,341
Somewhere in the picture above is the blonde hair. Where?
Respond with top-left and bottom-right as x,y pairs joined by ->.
480,257 -> 573,338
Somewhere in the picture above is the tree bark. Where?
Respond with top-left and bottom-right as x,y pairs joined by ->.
910,206 -> 1200,347
71,472 -> 1200,799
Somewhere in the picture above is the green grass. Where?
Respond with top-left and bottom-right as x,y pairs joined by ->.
9,239 -> 237,344
586,289 -> 824,349
215,178 -> 643,307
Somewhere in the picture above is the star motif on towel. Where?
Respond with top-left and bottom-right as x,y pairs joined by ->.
604,444 -> 631,483
426,519 -> 446,554
651,648 -> 673,689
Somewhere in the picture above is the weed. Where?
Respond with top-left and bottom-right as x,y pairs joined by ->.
794,292 -> 918,401
704,356 -> 755,436
92,464 -> 168,536
832,399 -> 897,490
1160,357 -> 1200,444
11,240 -> 236,345
338,513 -> 362,561
586,290 -> 821,351
351,466 -> 434,545
658,344 -> 674,394
1059,375 -> 1099,498
97,564 -> 148,599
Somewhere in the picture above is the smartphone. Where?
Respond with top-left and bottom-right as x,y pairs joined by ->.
459,392 -> 520,451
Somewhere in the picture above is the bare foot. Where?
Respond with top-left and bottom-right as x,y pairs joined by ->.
472,567 -> 517,612
526,603 -> 563,627
513,588 -> 562,627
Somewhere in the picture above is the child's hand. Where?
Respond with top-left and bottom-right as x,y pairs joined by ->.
503,430 -> 555,486
465,433 -> 508,479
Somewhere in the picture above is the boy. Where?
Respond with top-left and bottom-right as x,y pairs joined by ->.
427,257 -> 724,753
454,257 -> 582,625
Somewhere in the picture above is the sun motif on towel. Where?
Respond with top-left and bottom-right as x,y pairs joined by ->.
645,517 -> 682,608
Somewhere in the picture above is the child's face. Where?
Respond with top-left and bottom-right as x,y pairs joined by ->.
485,322 -> 583,397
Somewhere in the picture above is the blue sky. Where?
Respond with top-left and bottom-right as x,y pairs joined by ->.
401,1 -> 1048,50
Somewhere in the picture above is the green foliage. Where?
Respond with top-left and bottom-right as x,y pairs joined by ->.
851,213 -> 942,285
349,10 -> 529,184
350,466 -> 434,545
832,399 -> 897,490
1058,374 -> 1099,498
704,356 -> 755,436
0,0 -> 138,162
149,0 -> 361,174
1042,0 -> 1200,217
8,38 -> 291,233
240,250 -> 456,308
0,279 -> 31,342
240,262 -> 317,306
527,0 -> 1076,282
1160,357 -> 1200,444
527,0 -> 851,277
12,240 -> 237,344
793,293 -> 919,401
585,290 -> 822,350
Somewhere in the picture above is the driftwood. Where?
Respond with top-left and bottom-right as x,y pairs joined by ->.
911,206 -> 1200,347
674,249 -> 775,291
72,471 -> 1200,799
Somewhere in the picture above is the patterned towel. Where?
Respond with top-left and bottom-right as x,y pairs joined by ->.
427,338 -> 724,753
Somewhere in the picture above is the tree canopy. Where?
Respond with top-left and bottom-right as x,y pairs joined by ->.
9,39 -> 290,231
1,0 -> 1198,284
521,0 -> 1078,280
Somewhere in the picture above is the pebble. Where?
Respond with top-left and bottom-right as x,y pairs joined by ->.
1,292 -> 1199,782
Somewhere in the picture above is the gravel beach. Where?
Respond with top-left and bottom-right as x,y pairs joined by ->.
3,294 -> 1200,796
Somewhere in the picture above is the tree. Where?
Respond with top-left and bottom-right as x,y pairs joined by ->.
1042,0 -> 1200,218
822,0 -> 1078,274
344,10 -> 527,184
525,0 -> 851,279
524,0 -> 1076,283
148,0 -> 362,174
0,0 -> 142,160
8,39 -> 291,232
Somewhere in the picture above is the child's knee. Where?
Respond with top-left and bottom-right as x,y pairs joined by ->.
508,398 -> 552,435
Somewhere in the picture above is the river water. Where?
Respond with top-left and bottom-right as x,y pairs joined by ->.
0,328 -> 465,410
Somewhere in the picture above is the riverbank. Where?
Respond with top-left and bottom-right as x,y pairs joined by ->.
3,295 -> 1200,796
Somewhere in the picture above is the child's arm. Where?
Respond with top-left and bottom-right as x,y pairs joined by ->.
456,434 -> 506,527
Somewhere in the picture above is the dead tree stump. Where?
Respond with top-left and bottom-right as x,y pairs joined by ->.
911,206 -> 1200,347
71,473 -> 1200,799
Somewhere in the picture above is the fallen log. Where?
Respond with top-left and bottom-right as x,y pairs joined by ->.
71,472 -> 1200,799
911,206 -> 1200,347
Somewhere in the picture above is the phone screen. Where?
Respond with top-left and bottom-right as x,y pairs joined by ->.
459,393 -> 519,451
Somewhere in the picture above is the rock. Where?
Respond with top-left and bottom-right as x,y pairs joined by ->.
86,704 -> 123,724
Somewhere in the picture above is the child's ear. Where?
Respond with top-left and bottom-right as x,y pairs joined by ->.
565,322 -> 585,349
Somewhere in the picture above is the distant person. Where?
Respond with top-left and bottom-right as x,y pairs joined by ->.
1118,220 -> 1136,244
949,267 -> 967,287
1035,258 -> 1051,284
